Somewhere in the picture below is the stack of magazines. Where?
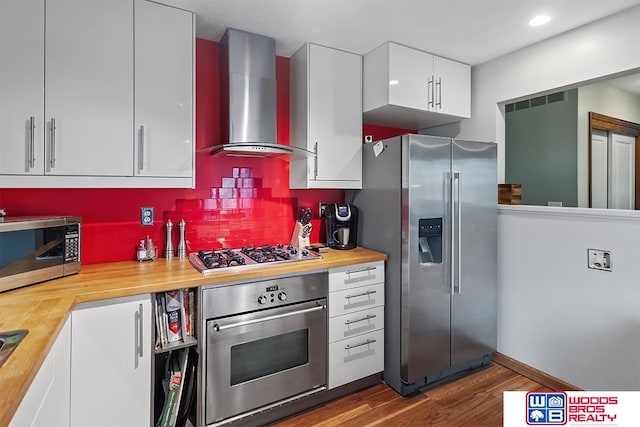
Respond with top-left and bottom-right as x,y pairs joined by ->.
155,348 -> 197,427
154,289 -> 195,349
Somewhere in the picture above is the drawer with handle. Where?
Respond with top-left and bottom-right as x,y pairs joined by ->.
329,305 -> 384,343
329,261 -> 384,292
328,329 -> 384,389
328,282 -> 384,317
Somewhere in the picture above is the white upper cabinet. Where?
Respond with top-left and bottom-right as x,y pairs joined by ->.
134,0 -> 193,178
0,0 -> 194,187
45,0 -> 134,176
289,43 -> 363,189
433,55 -> 471,118
387,44 -> 432,112
363,42 -> 470,129
0,0 -> 45,175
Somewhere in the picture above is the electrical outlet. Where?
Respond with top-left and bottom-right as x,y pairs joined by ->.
319,203 -> 327,217
587,248 -> 612,271
141,207 -> 154,226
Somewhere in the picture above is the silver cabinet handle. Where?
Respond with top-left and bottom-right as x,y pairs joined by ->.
436,77 -> 442,109
134,303 -> 143,368
428,76 -> 434,108
345,266 -> 376,275
345,290 -> 376,299
49,118 -> 56,169
28,116 -> 36,169
138,303 -> 144,358
344,266 -> 378,284
213,304 -> 326,332
313,142 -> 318,179
345,314 -> 377,325
138,125 -> 144,172
345,338 -> 376,350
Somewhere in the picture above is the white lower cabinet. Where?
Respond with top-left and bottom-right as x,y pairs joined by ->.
70,294 -> 152,427
10,317 -> 71,427
328,261 -> 385,389
328,329 -> 384,389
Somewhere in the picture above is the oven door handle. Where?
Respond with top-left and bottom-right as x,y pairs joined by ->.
212,304 -> 326,332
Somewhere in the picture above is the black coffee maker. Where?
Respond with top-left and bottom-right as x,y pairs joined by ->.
325,204 -> 358,250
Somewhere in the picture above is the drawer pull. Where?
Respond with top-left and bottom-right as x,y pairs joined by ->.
345,314 -> 377,325
345,290 -> 376,299
345,338 -> 377,350
345,266 -> 377,275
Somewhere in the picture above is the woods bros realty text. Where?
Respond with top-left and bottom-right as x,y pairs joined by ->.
504,391 -> 640,426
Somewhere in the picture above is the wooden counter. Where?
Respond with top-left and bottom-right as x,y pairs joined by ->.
0,247 -> 386,426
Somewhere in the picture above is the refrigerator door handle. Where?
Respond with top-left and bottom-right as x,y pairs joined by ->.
450,172 -> 455,295
454,172 -> 462,294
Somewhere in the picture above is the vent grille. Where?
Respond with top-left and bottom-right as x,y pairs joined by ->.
547,91 -> 565,103
530,96 -> 546,107
506,91 -> 566,113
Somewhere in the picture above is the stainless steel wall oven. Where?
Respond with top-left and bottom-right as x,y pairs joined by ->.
201,271 -> 327,426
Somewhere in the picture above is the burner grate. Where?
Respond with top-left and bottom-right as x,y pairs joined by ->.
190,243 -> 321,274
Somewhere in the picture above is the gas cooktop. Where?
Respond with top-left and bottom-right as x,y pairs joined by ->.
189,244 -> 322,274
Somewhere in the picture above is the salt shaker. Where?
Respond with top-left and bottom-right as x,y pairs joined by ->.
165,219 -> 174,259
177,219 -> 187,259
136,240 -> 147,262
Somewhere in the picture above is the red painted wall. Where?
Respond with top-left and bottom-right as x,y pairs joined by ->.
0,38 -> 412,264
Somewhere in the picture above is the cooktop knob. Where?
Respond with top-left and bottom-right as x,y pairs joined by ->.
278,292 -> 287,301
257,295 -> 268,305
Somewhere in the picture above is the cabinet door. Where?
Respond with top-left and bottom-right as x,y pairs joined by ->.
328,329 -> 384,389
329,261 -> 385,292
10,317 -> 71,427
309,44 -> 362,185
0,0 -> 44,175
433,56 -> 470,118
134,0 -> 193,178
45,0 -> 133,176
388,43 -> 432,111
70,294 -> 151,427
328,282 -> 385,318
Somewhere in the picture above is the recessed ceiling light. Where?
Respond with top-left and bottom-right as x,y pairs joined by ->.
529,15 -> 551,26
389,79 -> 399,86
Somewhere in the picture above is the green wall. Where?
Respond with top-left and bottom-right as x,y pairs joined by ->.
505,89 -> 578,207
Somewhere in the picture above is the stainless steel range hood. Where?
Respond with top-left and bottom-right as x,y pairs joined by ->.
210,28 -> 293,157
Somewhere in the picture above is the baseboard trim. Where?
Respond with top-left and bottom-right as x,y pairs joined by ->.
493,352 -> 582,391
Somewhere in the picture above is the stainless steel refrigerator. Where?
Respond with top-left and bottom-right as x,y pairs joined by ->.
351,134 -> 497,395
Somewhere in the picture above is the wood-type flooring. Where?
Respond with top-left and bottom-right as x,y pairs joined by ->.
272,363 -> 546,427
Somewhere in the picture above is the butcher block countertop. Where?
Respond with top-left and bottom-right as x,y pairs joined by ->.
0,247 -> 386,426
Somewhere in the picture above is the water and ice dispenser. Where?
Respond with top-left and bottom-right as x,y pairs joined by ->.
418,218 -> 442,264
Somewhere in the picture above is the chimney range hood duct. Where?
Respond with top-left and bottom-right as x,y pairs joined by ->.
210,28 -> 293,157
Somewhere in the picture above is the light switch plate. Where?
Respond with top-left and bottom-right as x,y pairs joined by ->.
141,207 -> 154,226
587,248 -> 612,271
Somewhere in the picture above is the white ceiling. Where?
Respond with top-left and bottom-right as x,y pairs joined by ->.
155,0 -> 640,65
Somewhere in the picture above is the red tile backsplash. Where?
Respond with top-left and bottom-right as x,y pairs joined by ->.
0,38 -> 413,265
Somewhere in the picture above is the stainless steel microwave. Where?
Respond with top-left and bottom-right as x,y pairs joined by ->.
0,216 -> 81,293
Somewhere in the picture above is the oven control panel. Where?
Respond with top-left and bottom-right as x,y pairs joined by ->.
258,285 -> 288,305
201,271 -> 328,319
